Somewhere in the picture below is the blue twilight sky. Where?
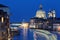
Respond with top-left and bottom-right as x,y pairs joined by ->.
0,0 -> 60,22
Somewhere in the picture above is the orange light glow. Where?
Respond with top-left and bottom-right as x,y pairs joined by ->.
1,17 -> 4,23
22,23 -> 29,29
57,27 -> 60,31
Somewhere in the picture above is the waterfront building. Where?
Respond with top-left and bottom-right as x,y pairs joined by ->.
10,22 -> 21,37
29,18 -> 36,28
0,4 -> 10,40
29,17 -> 45,28
29,4 -> 47,29
29,4 -> 47,28
29,4 -> 60,31
10,22 -> 29,29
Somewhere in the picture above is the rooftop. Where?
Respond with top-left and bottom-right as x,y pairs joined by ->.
0,4 -> 8,8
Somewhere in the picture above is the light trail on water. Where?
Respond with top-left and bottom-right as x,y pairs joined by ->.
32,29 -> 57,40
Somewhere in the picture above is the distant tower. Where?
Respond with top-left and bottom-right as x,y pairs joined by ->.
0,4 -> 10,40
52,9 -> 56,17
36,4 -> 46,19
48,9 -> 56,18
48,10 -> 52,18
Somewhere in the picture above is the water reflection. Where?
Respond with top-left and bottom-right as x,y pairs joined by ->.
13,28 -> 58,40
23,28 -> 28,40
33,32 -> 37,40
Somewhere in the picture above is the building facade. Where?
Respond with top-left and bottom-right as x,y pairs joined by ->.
29,4 -> 60,31
0,4 -> 10,40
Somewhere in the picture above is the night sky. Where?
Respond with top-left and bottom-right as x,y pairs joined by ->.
0,0 -> 60,22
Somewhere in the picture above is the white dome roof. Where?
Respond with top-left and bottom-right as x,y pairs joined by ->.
36,10 -> 46,19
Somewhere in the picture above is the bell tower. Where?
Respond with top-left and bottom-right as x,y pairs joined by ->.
48,9 -> 56,18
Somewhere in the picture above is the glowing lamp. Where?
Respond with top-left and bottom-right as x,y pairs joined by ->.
22,23 -> 29,29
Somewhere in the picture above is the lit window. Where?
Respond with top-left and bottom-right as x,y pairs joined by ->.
1,17 -> 4,23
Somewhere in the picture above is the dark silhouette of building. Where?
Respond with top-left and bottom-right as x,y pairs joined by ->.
0,4 -> 10,40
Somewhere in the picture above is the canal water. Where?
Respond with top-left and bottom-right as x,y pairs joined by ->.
12,28 -> 60,40
13,28 -> 34,40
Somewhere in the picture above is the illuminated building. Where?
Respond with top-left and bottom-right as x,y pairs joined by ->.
29,17 -> 46,28
0,4 -> 10,40
10,22 -> 29,36
36,4 -> 46,19
29,4 -> 47,28
29,4 -> 60,31
52,9 -> 56,17
48,9 -> 56,18
30,16 -> 60,31
29,18 -> 36,28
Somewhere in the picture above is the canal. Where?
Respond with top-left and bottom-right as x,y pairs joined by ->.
12,28 -> 60,40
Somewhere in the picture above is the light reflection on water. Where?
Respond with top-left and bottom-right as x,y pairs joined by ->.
23,28 -> 28,40
13,28 -> 58,40
33,32 -> 48,40
13,28 -> 34,40
33,32 -> 37,40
